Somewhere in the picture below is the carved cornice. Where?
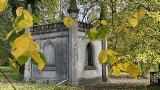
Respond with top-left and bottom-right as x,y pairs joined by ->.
30,21 -> 93,34
78,22 -> 93,32
30,21 -> 69,35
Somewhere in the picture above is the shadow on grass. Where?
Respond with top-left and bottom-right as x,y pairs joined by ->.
0,72 -> 82,90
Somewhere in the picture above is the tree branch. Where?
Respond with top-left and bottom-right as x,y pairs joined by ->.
0,69 -> 16,90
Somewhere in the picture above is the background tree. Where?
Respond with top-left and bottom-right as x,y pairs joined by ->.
78,0 -> 160,77
0,0 -> 60,64
107,0 -> 160,76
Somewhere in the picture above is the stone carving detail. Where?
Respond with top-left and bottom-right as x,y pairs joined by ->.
43,40 -> 56,67
78,22 -> 93,32
30,21 -> 69,35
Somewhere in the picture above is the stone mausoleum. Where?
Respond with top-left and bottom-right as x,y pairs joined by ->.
24,0 -> 107,85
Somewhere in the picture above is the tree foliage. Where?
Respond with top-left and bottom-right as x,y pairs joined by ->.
0,0 -> 60,64
106,0 -> 160,73
74,0 -> 160,77
0,0 -> 45,74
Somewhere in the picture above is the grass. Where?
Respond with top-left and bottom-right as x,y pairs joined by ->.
0,73 -> 23,81
0,73 -> 82,90
0,66 -> 160,90
0,66 -> 82,90
0,83 -> 82,90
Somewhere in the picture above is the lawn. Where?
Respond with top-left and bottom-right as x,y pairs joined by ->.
0,66 -> 82,90
0,73 -> 82,90
0,66 -> 160,90
0,83 -> 82,90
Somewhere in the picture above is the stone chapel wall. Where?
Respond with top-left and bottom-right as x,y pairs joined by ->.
76,22 -> 105,79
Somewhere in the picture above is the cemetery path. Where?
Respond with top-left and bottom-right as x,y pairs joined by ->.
82,78 -> 150,90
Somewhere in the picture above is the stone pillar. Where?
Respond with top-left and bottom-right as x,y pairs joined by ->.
67,0 -> 79,85
24,4 -> 32,82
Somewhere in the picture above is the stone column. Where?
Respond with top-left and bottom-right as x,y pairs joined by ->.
24,4 -> 32,82
67,0 -> 79,85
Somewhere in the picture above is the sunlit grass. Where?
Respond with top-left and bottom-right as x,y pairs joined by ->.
0,67 -> 82,90
0,83 -> 82,90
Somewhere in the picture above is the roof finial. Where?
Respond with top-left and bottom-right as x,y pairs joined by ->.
67,0 -> 79,13
27,4 -> 32,13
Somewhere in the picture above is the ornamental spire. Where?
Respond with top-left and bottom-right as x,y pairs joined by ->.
67,0 -> 79,13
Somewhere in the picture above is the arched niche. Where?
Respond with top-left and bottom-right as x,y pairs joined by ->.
84,42 -> 96,70
43,40 -> 56,67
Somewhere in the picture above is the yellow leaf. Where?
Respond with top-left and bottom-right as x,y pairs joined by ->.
128,17 -> 138,27
138,9 -> 145,19
112,65 -> 120,76
101,20 -> 107,25
27,41 -> 40,53
0,0 -> 7,12
16,7 -> 33,28
15,29 -> 23,33
21,34 -> 44,71
87,28 -> 98,41
132,12 -> 138,19
106,49 -> 114,56
98,50 -> 108,64
28,52 -> 45,71
63,16 -> 74,28
18,19 -> 32,28
23,9 -> 33,21
108,55 -> 117,65
11,34 -> 30,59
107,68 -> 112,77
23,32 -> 32,40
5,30 -> 14,40
117,63 -> 125,71
123,62 -> 129,71
126,63 -> 141,78
98,49 -> 118,65
106,49 -> 119,56
16,7 -> 24,17
8,58 -> 16,68
90,28 -> 98,33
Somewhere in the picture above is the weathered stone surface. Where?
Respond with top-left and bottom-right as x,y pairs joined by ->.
23,21 -> 106,85
24,1 -> 106,85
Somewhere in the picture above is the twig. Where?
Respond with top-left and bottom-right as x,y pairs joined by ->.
0,69 -> 16,90
82,3 -> 96,22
